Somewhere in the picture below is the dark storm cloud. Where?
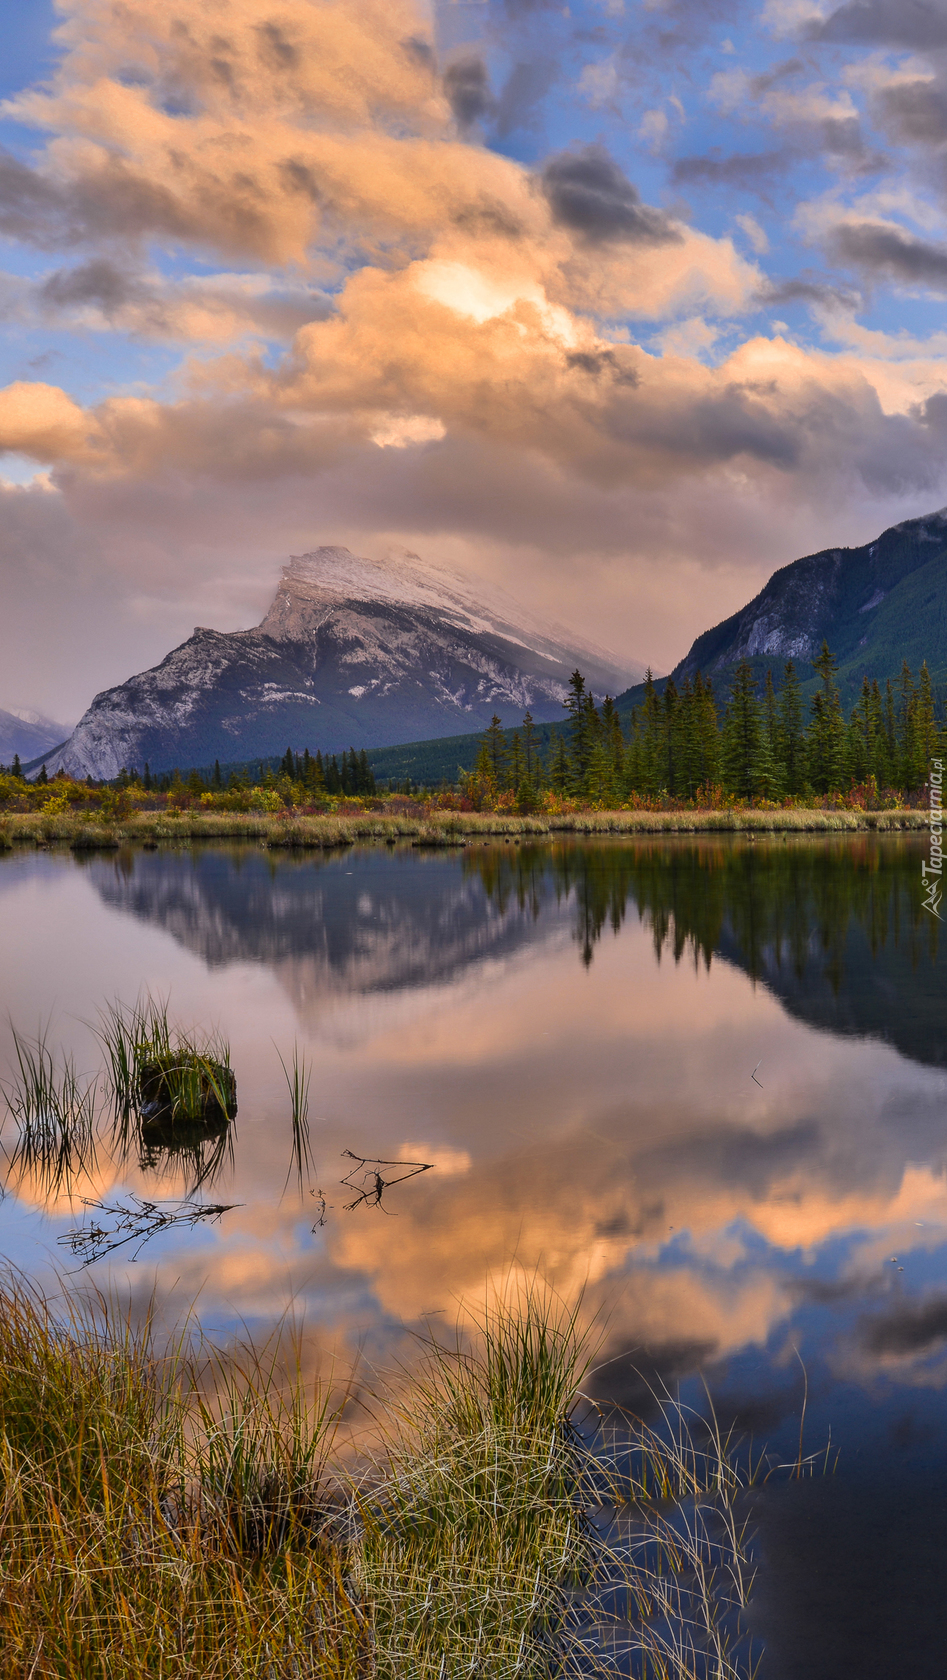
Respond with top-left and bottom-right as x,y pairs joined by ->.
811,0 -> 947,49
860,1293 -> 947,1356
828,220 -> 947,289
566,349 -> 639,386
874,77 -> 947,146
443,55 -> 495,129
588,1336 -> 719,1415
0,145 -> 210,253
40,259 -> 139,316
757,275 -> 863,310
672,151 -> 790,192
541,147 -> 680,245
0,149 -> 73,249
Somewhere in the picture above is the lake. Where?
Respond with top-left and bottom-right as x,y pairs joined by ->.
0,832 -> 944,1675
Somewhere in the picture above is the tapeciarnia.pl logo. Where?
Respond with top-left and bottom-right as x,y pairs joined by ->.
922,758 -> 943,920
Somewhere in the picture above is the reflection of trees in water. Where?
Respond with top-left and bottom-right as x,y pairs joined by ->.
465,837 -> 944,1064
465,838 -> 935,973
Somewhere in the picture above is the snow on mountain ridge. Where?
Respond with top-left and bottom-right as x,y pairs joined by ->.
31,544 -> 645,779
267,547 -> 635,677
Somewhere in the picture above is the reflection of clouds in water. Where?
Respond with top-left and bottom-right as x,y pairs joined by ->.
1,840 -> 946,1411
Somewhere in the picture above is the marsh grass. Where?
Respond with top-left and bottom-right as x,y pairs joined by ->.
1,1025 -> 98,1195
0,806 -> 930,855
97,995 -> 236,1128
0,1277 -> 762,1679
276,1041 -> 315,1198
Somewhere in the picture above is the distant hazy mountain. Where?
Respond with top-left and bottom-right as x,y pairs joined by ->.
37,548 -> 642,780
0,708 -> 70,766
670,506 -> 947,697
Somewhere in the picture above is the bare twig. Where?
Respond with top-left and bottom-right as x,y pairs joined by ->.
340,1150 -> 433,1213
57,1194 -> 240,1265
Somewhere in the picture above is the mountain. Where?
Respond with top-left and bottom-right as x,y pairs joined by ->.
36,548 -> 642,780
670,506 -> 947,700
0,708 -> 70,767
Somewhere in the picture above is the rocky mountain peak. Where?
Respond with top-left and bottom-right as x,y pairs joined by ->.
35,545 -> 644,780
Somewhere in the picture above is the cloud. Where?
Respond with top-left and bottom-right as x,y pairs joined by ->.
2,0 -> 947,718
872,76 -> 947,146
540,146 -> 680,245
827,219 -> 947,289
811,1 -> 947,49
0,381 -> 97,461
860,1293 -> 947,1357
758,273 -> 863,308
736,212 -> 770,253
443,55 -> 495,130
494,58 -> 558,138
672,150 -> 791,192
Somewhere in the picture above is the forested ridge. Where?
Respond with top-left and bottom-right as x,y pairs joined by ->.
464,642 -> 943,808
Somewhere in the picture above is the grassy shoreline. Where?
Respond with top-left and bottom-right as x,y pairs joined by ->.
0,1280 -> 757,1678
0,805 -> 930,851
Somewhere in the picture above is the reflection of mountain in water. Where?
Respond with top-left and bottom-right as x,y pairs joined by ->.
88,836 -> 943,1069
87,846 -> 566,999
464,836 -> 945,1071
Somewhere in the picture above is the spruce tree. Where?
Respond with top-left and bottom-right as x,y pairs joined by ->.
806,641 -> 848,793
549,733 -> 570,793
522,710 -> 539,787
485,714 -> 508,782
508,730 -> 524,793
777,661 -> 805,794
638,670 -> 664,795
720,662 -> 770,798
563,671 -> 596,792
693,672 -> 720,793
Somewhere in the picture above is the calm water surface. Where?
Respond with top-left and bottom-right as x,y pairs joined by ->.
0,833 -> 945,1674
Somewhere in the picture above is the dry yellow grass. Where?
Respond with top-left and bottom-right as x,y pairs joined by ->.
0,805 -> 929,853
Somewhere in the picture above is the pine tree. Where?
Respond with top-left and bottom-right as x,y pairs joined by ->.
720,662 -> 771,798
508,730 -> 524,794
522,710 -> 539,786
484,714 -> 508,782
637,670 -> 664,795
212,759 -> 223,789
806,641 -> 848,793
358,749 -> 376,795
11,754 -> 22,779
549,733 -> 570,793
563,671 -> 596,792
600,696 -> 624,801
776,662 -> 805,794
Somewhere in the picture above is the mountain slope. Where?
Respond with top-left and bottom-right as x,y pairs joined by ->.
0,708 -> 70,767
38,548 -> 641,779
671,507 -> 947,700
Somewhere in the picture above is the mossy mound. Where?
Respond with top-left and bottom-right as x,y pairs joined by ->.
137,1056 -> 237,1126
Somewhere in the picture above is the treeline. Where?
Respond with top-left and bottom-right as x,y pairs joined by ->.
467,646 -> 944,805
111,745 -> 378,798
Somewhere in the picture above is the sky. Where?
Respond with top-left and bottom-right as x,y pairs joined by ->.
3,1 -> 947,721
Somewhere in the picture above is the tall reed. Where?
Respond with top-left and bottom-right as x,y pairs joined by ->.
1,1025 -> 98,1194
277,1041 -> 315,1197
